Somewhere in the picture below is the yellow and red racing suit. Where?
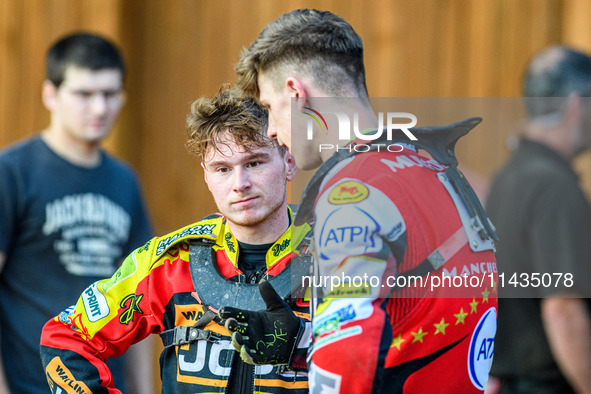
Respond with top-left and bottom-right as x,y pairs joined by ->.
40,209 -> 311,393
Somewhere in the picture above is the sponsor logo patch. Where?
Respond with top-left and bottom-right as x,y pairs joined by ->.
328,181 -> 368,205
468,307 -> 496,390
156,224 -> 217,255
312,325 -> 362,352
272,238 -> 290,257
313,305 -> 357,336
46,357 -> 92,394
82,282 -> 110,322
119,293 -> 144,325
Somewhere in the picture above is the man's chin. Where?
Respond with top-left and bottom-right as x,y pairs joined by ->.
223,210 -> 266,227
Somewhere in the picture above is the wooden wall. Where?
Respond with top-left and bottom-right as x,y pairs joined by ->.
3,0 -> 591,234
2,1 -> 591,391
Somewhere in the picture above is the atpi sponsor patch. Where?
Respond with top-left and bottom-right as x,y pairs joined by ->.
328,181 -> 368,205
468,307 -> 496,390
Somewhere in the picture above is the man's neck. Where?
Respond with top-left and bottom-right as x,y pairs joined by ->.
317,100 -> 378,163
41,127 -> 102,167
523,124 -> 574,162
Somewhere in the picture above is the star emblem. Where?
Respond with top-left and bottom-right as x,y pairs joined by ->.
433,318 -> 449,335
391,333 -> 405,350
470,298 -> 479,314
482,287 -> 490,303
411,327 -> 428,344
454,307 -> 468,325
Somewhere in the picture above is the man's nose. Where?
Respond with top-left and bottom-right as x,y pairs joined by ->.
267,114 -> 277,140
233,167 -> 252,191
89,93 -> 108,115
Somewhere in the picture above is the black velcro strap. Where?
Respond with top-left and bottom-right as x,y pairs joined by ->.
160,326 -> 221,348
160,309 -> 221,348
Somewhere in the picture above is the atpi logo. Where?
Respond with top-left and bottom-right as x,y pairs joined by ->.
468,307 -> 496,390
303,109 -> 418,153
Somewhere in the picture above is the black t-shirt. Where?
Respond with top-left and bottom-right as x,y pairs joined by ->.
237,241 -> 273,283
0,136 -> 153,392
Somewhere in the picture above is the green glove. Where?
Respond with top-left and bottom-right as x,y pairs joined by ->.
218,280 -> 304,365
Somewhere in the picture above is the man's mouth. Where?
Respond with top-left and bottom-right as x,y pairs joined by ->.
232,196 -> 258,206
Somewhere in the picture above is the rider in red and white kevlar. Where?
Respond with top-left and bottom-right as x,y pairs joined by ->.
306,142 -> 498,393
224,9 -> 499,393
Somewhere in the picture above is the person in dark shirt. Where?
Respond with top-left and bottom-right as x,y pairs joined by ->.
0,32 -> 154,393
488,45 -> 591,393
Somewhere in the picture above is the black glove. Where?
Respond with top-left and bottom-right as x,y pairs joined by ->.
218,280 -> 304,365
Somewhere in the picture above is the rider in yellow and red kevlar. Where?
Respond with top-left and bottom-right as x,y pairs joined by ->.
40,208 -> 312,393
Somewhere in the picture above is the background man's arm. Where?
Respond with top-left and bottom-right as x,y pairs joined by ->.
126,335 -> 156,394
542,296 -> 591,394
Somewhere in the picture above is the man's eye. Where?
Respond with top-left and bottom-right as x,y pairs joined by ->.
246,161 -> 261,168
217,167 -> 229,173
104,90 -> 120,99
76,91 -> 93,99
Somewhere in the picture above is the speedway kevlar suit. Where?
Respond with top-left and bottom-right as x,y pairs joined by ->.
40,209 -> 311,393
305,144 -> 498,393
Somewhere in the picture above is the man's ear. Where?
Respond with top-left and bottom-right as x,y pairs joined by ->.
285,77 -> 309,111
284,151 -> 298,181
119,89 -> 128,107
42,80 -> 58,112
564,92 -> 582,127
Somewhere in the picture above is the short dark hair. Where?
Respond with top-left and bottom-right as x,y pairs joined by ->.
46,32 -> 126,88
523,45 -> 591,117
236,9 -> 367,99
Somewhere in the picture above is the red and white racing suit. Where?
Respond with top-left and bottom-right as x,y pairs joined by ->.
40,209 -> 311,393
307,146 -> 498,393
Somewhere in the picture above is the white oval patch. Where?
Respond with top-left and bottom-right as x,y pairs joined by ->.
468,307 -> 496,390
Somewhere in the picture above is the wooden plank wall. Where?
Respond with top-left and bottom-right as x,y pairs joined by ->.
1,1 -> 591,390
3,0 -> 590,234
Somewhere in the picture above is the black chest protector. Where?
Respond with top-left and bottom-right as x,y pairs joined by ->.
188,238 -> 311,310
160,238 -> 312,348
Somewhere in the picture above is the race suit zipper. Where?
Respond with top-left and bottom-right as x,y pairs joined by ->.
226,352 -> 255,393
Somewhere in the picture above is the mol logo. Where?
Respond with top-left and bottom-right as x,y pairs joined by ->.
328,181 -> 369,205
303,109 -> 418,153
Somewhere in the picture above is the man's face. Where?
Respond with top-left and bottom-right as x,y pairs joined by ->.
258,73 -> 292,149
44,66 -> 125,143
258,73 -> 322,170
203,133 -> 293,229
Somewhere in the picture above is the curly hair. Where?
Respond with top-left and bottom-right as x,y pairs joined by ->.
235,9 -> 367,99
186,85 -> 277,160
